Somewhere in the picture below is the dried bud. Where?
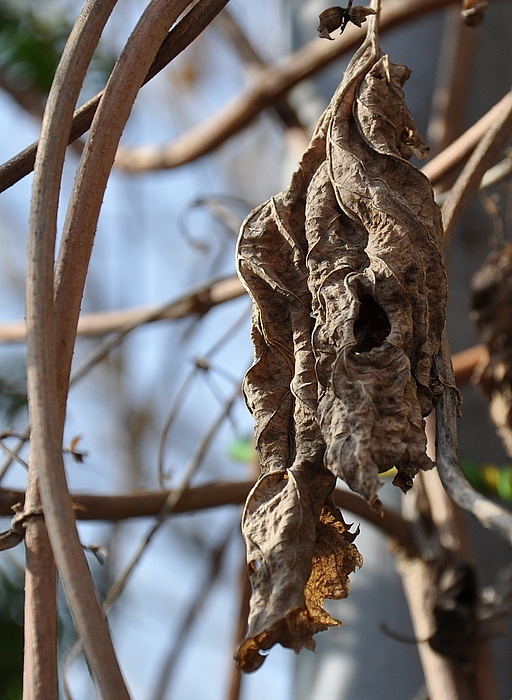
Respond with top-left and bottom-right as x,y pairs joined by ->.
318,5 -> 376,39
461,0 -> 488,26
317,6 -> 345,40
347,5 -> 376,27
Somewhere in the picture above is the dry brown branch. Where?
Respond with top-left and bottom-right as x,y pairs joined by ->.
442,91 -> 512,245
25,1 -> 130,698
114,0 -> 459,172
0,0 -> 230,194
215,8 -> 309,142
427,8 -> 476,159
422,92 -> 512,187
0,480 -> 419,556
0,275 -> 245,344
22,471 -> 58,700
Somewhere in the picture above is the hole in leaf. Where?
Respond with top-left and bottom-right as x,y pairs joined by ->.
353,294 -> 391,353
249,559 -> 262,573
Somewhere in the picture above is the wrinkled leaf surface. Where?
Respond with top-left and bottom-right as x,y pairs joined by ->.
235,34 -> 446,671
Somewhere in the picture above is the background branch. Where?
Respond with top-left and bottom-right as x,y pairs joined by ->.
442,90 -> 512,245
0,0 -> 230,194
0,480 -> 419,557
113,0 -> 459,172
0,275 -> 245,344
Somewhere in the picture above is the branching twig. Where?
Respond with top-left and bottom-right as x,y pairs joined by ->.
0,0 -> 231,193
158,307 -> 249,485
442,90 -> 512,247
0,275 -> 245,344
0,480 -> 419,556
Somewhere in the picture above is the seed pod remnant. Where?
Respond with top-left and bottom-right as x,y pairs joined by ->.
235,23 -> 447,672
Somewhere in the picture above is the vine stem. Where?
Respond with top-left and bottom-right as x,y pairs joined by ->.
435,336 -> 512,546
25,1 -> 121,698
26,0 -> 224,697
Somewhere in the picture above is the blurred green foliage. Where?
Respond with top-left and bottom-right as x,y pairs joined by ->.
0,1 -> 116,101
0,3 -> 68,94
0,353 -> 27,424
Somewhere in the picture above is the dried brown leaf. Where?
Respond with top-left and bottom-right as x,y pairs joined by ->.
235,467 -> 361,672
236,26 -> 446,670
472,244 -> 512,456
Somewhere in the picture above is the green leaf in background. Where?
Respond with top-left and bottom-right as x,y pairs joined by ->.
461,459 -> 512,502
0,1 -> 116,103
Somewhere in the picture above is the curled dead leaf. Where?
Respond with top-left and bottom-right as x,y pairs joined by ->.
236,21 -> 446,671
235,465 -> 361,673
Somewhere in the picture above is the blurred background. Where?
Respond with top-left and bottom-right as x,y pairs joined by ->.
0,0 -> 512,698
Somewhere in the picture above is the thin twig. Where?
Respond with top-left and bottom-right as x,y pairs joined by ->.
422,93 -> 512,187
151,530 -> 234,700
0,439 -> 28,470
158,307 -> 249,485
0,480 -> 419,556
0,425 -> 31,483
442,91 -> 512,247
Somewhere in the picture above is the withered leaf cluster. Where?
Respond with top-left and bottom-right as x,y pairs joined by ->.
472,244 -> 512,456
235,33 -> 447,673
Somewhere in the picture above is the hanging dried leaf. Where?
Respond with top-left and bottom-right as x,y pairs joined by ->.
235,18 -> 446,671
235,465 -> 361,672
472,244 -> 512,456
